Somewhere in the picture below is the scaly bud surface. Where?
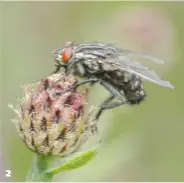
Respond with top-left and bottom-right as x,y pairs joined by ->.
10,74 -> 93,156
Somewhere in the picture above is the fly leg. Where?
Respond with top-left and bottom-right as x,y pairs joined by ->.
98,79 -> 127,112
94,79 -> 126,121
72,78 -> 98,90
91,80 -> 126,133
73,79 -> 125,120
93,99 -> 126,122
93,94 -> 115,121
101,100 -> 126,110
90,95 -> 116,134
99,80 -> 124,100
54,78 -> 98,95
51,63 -> 62,74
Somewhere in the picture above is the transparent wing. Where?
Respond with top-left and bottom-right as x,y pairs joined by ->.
106,53 -> 174,89
121,49 -> 164,64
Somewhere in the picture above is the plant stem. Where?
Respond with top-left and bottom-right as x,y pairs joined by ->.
25,147 -> 99,181
26,154 -> 54,182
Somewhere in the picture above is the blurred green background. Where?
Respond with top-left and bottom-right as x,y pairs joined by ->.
1,1 -> 184,181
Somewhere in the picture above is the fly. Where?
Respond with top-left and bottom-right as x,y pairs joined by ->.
52,42 -> 174,121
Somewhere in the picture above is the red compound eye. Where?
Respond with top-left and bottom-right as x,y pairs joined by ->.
62,47 -> 73,62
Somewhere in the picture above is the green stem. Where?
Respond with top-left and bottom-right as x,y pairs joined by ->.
25,147 -> 98,181
26,154 -> 54,182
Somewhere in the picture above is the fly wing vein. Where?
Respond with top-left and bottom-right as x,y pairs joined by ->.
105,54 -> 174,89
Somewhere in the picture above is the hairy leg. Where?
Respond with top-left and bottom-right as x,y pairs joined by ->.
91,80 -> 127,133
72,78 -> 98,90
54,78 -> 98,95
101,100 -> 126,110
93,94 -> 115,121
52,64 -> 62,74
71,79 -> 126,120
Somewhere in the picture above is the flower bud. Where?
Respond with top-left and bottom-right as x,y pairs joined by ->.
9,74 -> 93,156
